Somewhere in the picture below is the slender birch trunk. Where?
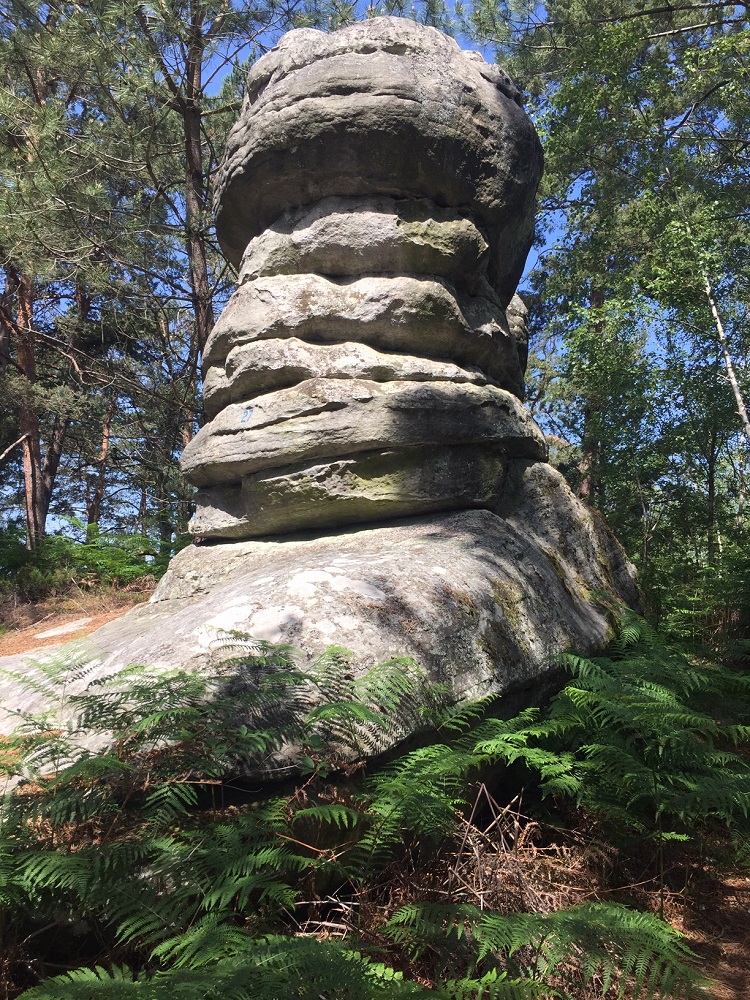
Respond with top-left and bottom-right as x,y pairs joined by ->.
702,274 -> 750,448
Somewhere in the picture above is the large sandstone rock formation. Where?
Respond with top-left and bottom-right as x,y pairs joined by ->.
0,19 -> 638,746
214,20 -> 541,303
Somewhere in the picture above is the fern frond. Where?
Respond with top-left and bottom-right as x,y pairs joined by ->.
293,803 -> 361,829
209,630 -> 302,671
143,781 -> 199,825
19,964 -> 146,998
385,901 -> 702,998
435,694 -> 499,735
435,969 -> 552,1000
150,914 -> 250,969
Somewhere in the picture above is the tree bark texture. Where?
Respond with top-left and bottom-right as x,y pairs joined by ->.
183,3 -> 214,357
578,287 -> 605,502
14,272 -> 47,549
86,394 -> 116,534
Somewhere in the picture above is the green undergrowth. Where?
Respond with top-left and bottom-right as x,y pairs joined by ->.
0,524 -> 164,603
0,616 -> 748,998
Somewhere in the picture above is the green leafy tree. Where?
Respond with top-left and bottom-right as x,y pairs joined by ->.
0,0 -> 189,548
0,0 -> 305,551
464,1 -> 749,627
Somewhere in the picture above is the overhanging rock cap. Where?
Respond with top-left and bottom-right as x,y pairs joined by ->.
213,17 -> 543,304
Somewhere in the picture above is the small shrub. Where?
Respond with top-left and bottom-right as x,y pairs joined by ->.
0,525 -> 159,602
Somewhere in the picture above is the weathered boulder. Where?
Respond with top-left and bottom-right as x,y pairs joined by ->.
0,20 -> 640,759
163,465 -> 639,695
0,465 -> 638,742
214,18 -> 543,303
191,18 -> 546,538
193,444 -> 508,538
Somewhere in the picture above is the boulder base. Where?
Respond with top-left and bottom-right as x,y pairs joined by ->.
0,464 -> 638,736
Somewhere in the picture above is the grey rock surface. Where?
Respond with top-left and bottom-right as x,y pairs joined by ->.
0,21 -> 641,767
201,274 -> 526,395
238,197 -> 490,288
203,338 -> 489,418
194,444 -> 507,538
189,18 -> 545,536
214,17 -> 543,302
505,293 -> 529,372
182,379 -> 546,489
0,464 -> 638,740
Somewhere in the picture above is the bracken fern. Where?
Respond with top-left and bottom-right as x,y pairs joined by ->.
0,622 -> 733,998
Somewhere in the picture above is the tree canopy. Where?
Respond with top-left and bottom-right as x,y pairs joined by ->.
482,0 -> 749,631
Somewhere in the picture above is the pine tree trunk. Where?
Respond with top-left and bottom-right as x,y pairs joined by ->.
86,395 -> 116,536
578,404 -> 600,501
14,273 -> 90,548
138,486 -> 148,537
136,2 -> 214,367
14,273 -> 47,549
10,51 -> 61,548
578,287 -> 604,502
183,4 -> 214,357
706,427 -> 717,566
0,266 -> 18,377
668,186 -> 750,448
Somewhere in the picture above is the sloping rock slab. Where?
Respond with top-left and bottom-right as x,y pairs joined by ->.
0,463 -> 638,738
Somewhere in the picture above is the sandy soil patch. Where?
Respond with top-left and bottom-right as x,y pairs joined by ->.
0,591 -> 153,657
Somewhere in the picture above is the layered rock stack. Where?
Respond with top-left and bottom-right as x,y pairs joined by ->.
0,19 -> 640,738
180,18 -> 547,539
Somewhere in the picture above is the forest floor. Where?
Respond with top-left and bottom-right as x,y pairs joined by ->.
0,582 -> 154,657
680,873 -> 750,999
0,592 -> 747,998
453,792 -> 750,1000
